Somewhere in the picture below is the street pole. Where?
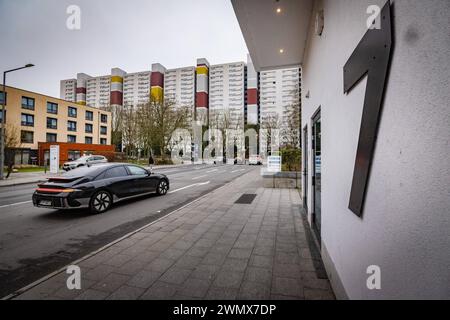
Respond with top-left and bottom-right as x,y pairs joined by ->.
0,64 -> 35,180
1,72 -> 6,180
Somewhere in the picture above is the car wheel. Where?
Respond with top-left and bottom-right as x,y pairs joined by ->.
89,190 -> 112,214
156,179 -> 168,196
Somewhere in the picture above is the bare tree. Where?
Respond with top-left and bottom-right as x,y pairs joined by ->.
3,124 -> 21,178
101,104 -> 124,151
260,112 -> 281,156
282,102 -> 301,148
122,106 -> 140,157
136,96 -> 191,161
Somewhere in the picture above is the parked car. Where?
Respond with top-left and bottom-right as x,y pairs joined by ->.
63,155 -> 107,171
249,155 -> 263,165
33,163 -> 169,214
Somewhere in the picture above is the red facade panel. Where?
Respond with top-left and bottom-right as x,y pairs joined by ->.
76,87 -> 86,94
38,142 -> 115,166
110,91 -> 123,105
247,88 -> 258,105
150,72 -> 164,87
196,92 -> 208,108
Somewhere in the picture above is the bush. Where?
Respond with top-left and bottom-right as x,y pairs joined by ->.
281,148 -> 301,172
155,158 -> 174,165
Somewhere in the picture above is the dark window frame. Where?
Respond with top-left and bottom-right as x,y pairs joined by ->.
46,117 -> 58,129
0,91 -> 7,105
67,135 -> 76,143
85,136 -> 93,144
68,106 -> 77,118
85,123 -> 93,133
67,120 -> 77,132
85,110 -> 94,121
101,114 -> 108,123
46,133 -> 57,143
21,96 -> 35,110
47,102 -> 58,114
100,126 -> 107,135
20,130 -> 34,144
21,113 -> 34,127
100,138 -> 107,145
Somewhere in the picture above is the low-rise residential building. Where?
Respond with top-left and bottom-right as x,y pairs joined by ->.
0,86 -> 112,165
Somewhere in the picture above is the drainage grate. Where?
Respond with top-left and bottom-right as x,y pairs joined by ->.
235,194 -> 257,204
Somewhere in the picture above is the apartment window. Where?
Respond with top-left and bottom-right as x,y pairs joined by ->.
85,110 -> 93,121
67,135 -> 76,143
46,133 -> 57,142
85,136 -> 93,144
100,126 -> 107,135
101,114 -> 108,123
47,117 -> 57,129
21,113 -> 34,127
21,97 -> 35,110
85,123 -> 93,133
68,106 -> 77,118
100,138 -> 107,145
20,130 -> 34,143
47,102 -> 58,114
0,110 -> 5,122
68,150 -> 81,161
0,91 -> 6,105
67,121 -> 77,132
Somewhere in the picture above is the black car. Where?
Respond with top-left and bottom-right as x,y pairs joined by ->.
32,163 -> 169,214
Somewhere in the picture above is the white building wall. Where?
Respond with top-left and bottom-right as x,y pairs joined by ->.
123,71 -> 151,107
209,62 -> 245,128
260,66 -> 300,153
301,0 -> 450,299
60,79 -> 76,102
86,75 -> 111,108
164,67 -> 195,109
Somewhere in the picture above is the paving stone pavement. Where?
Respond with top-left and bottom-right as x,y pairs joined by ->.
12,168 -> 335,300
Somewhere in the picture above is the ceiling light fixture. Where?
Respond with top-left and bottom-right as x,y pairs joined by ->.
276,8 -> 282,13
279,49 -> 284,54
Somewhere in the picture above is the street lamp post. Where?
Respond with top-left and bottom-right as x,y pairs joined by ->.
1,64 -> 35,180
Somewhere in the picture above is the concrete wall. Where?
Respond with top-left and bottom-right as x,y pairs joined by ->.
301,0 -> 450,299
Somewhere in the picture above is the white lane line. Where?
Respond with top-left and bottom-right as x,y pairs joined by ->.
192,174 -> 208,180
231,169 -> 246,173
168,181 -> 210,194
0,200 -> 32,209
154,169 -> 178,174
206,169 -> 218,173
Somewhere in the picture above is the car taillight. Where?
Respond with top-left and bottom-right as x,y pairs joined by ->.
36,188 -> 80,193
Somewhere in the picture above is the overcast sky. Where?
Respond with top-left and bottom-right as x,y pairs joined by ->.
0,0 -> 248,97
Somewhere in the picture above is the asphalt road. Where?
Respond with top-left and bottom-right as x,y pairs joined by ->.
0,163 -> 259,297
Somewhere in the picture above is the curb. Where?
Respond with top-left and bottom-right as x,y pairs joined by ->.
0,179 -> 47,188
2,169 -> 254,300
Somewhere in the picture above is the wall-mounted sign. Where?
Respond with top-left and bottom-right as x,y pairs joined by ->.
49,145 -> 60,174
343,1 -> 393,217
267,156 -> 282,173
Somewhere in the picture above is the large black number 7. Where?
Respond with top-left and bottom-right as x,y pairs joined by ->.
344,2 -> 393,217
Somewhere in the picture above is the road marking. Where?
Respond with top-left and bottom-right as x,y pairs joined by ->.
231,169 -> 246,173
169,181 -> 210,194
2,169 -> 254,301
206,169 -> 218,173
192,174 -> 208,180
0,200 -> 32,209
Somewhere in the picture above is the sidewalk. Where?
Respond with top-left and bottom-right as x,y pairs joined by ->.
10,169 -> 334,300
0,163 -> 198,188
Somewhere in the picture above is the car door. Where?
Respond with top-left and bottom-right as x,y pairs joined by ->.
125,165 -> 155,194
103,166 -> 134,198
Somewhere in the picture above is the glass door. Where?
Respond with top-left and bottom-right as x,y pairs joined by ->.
312,112 -> 322,240
303,126 -> 308,211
